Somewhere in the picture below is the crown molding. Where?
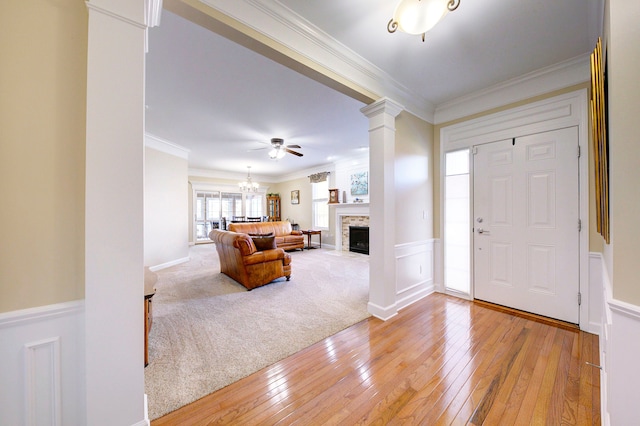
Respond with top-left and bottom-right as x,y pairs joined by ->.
86,1 -> 147,29
188,168 -> 276,183
198,0 -> 434,122
434,54 -> 591,124
145,133 -> 190,159
146,0 -> 163,27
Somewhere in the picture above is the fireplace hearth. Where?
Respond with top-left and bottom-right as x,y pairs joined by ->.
349,226 -> 369,255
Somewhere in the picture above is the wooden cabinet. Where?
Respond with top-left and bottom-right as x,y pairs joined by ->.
267,195 -> 281,221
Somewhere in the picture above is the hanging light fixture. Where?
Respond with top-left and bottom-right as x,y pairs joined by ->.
388,0 -> 460,42
238,166 -> 259,192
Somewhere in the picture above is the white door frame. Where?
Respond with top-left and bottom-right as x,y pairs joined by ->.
439,89 -> 590,330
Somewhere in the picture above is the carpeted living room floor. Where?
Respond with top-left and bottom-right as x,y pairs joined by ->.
144,243 -> 370,420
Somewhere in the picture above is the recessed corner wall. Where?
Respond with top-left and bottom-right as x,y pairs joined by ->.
144,146 -> 190,269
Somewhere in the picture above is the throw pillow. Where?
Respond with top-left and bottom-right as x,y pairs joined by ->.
251,235 -> 276,251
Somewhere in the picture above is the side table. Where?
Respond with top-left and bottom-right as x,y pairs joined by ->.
301,230 -> 322,249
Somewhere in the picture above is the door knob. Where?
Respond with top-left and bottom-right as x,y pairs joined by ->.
478,228 -> 490,234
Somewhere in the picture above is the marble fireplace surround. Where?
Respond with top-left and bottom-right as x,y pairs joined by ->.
334,203 -> 370,252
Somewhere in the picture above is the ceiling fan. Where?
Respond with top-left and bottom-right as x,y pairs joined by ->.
267,138 -> 303,159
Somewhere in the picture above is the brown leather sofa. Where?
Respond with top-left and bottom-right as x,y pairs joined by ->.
209,229 -> 291,290
228,221 -> 304,251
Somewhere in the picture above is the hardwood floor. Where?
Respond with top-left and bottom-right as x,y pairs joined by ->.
151,293 -> 600,425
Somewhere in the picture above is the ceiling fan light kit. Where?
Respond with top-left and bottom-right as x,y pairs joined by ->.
388,0 -> 460,42
267,137 -> 303,160
269,148 -> 286,160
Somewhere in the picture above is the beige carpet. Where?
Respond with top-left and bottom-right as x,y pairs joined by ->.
144,244 -> 370,420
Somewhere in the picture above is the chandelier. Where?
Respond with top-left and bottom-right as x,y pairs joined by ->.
238,166 -> 259,192
387,0 -> 460,42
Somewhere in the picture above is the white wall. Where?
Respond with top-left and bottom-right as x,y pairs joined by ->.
144,143 -> 190,270
334,154 -> 370,205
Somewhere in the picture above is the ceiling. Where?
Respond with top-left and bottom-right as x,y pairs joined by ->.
145,0 -> 602,180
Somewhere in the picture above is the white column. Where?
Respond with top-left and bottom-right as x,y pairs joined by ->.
85,1 -> 153,424
361,98 -> 403,320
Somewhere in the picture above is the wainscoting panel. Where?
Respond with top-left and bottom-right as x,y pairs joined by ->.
0,301 -> 85,426
395,240 -> 435,310
594,253 -> 640,426
25,337 -> 62,425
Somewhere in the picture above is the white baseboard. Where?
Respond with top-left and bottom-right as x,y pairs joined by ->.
367,301 -> 398,321
149,256 -> 190,272
0,300 -> 85,426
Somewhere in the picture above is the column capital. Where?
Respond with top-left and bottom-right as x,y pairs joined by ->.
360,97 -> 404,119
86,0 -> 162,29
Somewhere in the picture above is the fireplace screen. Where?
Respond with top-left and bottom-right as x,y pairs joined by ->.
349,226 -> 369,255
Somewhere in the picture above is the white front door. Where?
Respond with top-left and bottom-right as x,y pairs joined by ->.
473,127 -> 580,323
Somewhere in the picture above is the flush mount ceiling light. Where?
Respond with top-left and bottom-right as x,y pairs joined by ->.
387,0 -> 460,42
239,166 -> 259,192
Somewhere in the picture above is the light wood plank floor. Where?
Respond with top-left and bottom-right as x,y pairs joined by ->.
152,293 -> 600,425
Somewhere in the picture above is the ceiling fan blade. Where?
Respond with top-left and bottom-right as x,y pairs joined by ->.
285,148 -> 303,157
286,144 -> 301,149
248,147 -> 268,151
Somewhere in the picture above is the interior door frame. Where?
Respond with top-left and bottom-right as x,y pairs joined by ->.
439,89 -> 590,330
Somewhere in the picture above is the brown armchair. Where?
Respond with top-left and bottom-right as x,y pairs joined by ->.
209,229 -> 291,290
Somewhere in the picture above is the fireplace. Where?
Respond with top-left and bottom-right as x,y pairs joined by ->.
349,226 -> 369,255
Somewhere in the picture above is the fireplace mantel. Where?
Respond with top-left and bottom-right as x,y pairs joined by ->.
333,203 -> 370,251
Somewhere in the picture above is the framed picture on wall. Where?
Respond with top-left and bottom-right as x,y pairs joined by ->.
351,172 -> 368,195
291,190 -> 300,205
328,188 -> 340,204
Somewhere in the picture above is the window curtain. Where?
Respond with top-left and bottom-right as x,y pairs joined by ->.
309,172 -> 330,183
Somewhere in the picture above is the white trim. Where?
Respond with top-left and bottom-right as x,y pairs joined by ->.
198,0 -> 434,122
189,168 -> 277,184
608,298 -> 640,321
85,2 -> 147,29
599,253 -> 640,426
367,301 -> 398,321
0,301 -> 84,425
0,300 -> 84,329
588,253 -> 604,335
395,240 -> 435,310
435,55 -> 590,124
334,203 -> 370,252
439,89 -> 590,330
145,133 -> 190,159
145,0 -> 163,27
148,256 -> 190,272
25,337 -> 62,426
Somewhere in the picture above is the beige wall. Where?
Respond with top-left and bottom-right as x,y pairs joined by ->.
606,0 -> 640,305
0,1 -> 87,313
395,111 -> 434,245
432,83 -> 604,253
144,148 -> 189,267
272,177 -> 312,228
